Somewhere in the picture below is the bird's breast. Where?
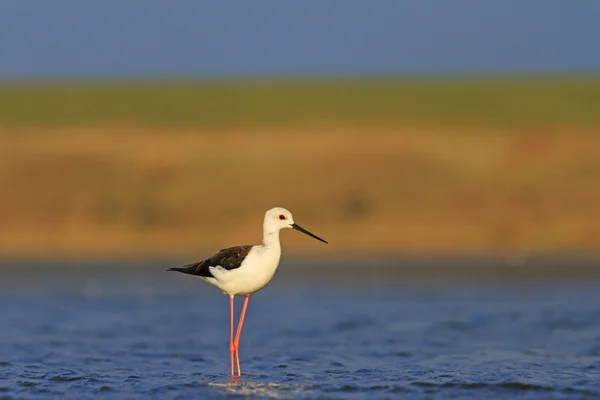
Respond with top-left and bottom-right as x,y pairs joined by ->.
224,246 -> 281,295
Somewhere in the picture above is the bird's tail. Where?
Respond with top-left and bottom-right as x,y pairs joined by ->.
166,261 -> 202,274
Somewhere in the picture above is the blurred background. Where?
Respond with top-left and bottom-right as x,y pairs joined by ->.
3,1 -> 600,398
0,0 -> 599,263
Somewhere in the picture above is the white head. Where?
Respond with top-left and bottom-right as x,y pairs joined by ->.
264,207 -> 295,232
263,207 -> 328,243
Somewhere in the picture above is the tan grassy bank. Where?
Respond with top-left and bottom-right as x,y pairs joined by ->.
1,78 -> 599,258
1,125 -> 599,258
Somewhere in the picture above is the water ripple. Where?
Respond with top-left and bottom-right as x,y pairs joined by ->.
2,278 -> 600,398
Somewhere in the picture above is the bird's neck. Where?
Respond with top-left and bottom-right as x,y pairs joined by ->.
262,228 -> 281,248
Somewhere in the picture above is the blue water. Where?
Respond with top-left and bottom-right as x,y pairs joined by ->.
1,263 -> 600,399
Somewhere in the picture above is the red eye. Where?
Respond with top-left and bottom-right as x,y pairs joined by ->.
279,214 -> 286,220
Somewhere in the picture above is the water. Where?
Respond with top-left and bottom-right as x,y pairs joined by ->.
2,261 -> 600,399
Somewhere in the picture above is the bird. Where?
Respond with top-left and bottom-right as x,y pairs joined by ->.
167,207 -> 328,377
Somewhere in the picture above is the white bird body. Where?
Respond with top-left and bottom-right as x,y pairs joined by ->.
204,242 -> 282,296
168,206 -> 327,377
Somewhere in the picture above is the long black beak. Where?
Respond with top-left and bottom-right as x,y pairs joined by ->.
291,223 -> 328,244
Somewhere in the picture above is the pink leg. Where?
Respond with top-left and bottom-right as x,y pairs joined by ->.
233,294 -> 250,376
229,295 -> 235,376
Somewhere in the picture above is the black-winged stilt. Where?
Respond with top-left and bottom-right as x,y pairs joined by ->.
167,207 -> 328,376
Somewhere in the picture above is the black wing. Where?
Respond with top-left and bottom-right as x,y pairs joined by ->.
167,245 -> 253,278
